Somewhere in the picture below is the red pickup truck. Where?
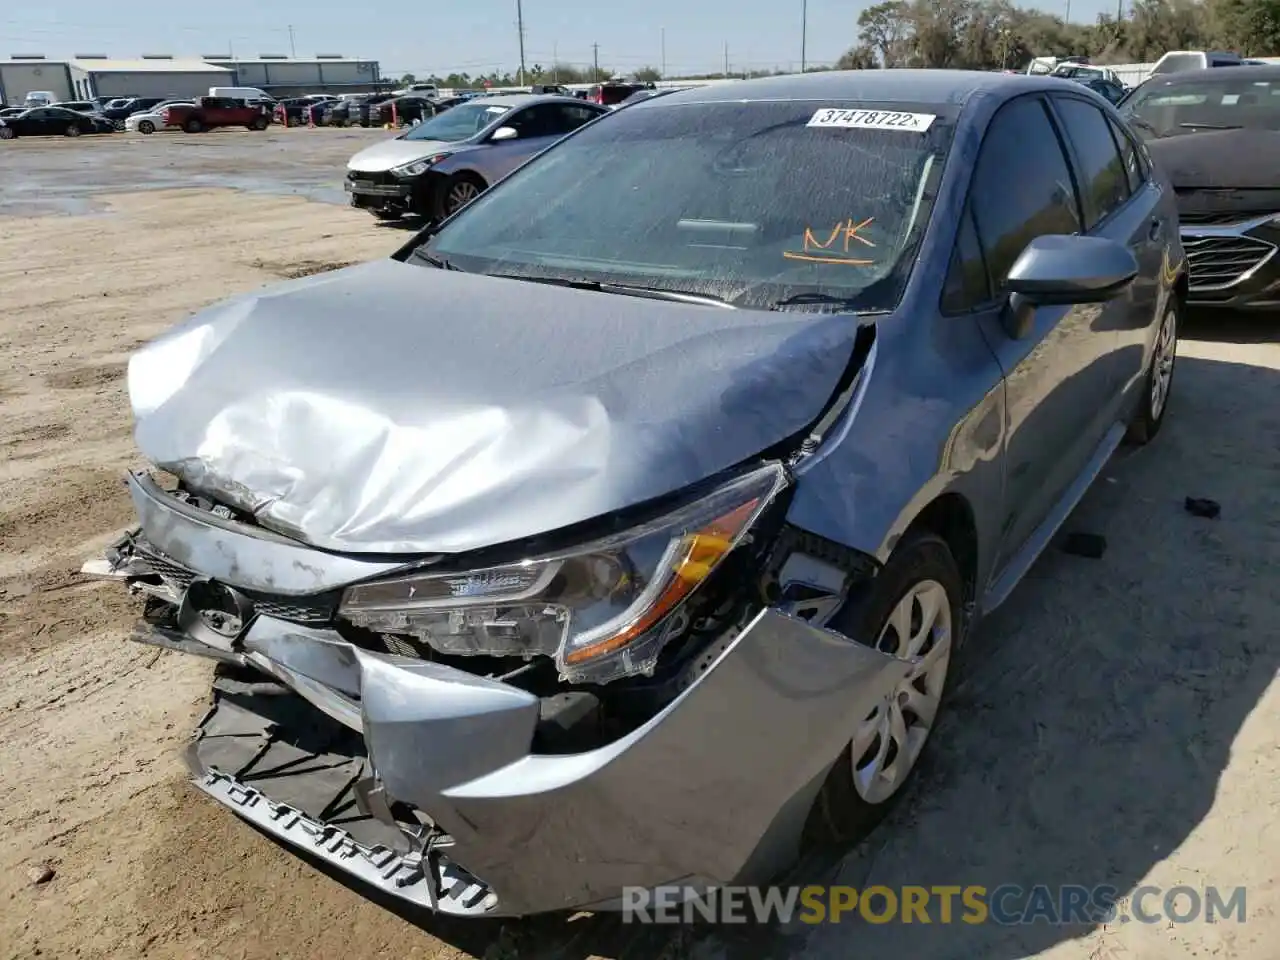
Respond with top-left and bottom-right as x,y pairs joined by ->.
163,97 -> 271,133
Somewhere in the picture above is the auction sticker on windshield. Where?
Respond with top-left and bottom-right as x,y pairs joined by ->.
806,108 -> 935,132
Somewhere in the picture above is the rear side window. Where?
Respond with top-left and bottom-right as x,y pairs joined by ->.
1054,97 -> 1131,228
969,96 -> 1082,293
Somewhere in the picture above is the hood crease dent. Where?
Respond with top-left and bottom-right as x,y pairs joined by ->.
129,259 -> 861,555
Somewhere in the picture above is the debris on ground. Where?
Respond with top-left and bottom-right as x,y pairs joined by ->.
1060,532 -> 1108,559
1185,496 -> 1222,520
26,862 -> 55,885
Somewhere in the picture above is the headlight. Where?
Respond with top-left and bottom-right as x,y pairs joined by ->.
391,153 -> 448,177
338,463 -> 787,683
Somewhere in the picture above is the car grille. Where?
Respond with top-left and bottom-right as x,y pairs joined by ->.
137,547 -> 338,626
1182,234 -> 1276,290
1178,211 -> 1268,226
347,170 -> 395,186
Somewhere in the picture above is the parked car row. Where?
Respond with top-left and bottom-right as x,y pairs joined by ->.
0,95 -> 272,139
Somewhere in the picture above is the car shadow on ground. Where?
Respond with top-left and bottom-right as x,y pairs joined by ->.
275,324 -> 1279,960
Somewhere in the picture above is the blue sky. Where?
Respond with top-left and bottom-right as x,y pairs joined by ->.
4,0 -> 1108,78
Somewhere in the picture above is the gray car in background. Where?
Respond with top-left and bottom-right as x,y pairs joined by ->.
87,70 -> 1184,918
344,93 -> 609,221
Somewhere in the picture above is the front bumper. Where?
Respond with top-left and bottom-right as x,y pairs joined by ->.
93,473 -> 909,916
344,177 -> 413,204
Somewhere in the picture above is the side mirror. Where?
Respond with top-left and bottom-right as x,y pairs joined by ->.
490,125 -> 518,142
1002,234 -> 1139,338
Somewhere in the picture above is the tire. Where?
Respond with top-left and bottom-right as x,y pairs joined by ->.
65,124 -> 82,137
138,120 -> 155,135
805,531 -> 964,844
184,119 -> 202,133
373,210 -> 402,222
437,173 -> 487,219
0,126 -> 15,140
1125,295 -> 1180,445
250,117 -> 269,131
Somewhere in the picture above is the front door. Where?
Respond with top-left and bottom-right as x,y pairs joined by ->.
961,95 -> 1123,579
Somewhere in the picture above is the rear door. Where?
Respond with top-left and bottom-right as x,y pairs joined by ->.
949,94 -> 1119,576
1048,92 -> 1163,400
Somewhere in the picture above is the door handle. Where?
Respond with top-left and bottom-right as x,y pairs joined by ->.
1148,218 -> 1163,241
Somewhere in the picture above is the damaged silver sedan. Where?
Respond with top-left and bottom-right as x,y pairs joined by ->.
85,70 -> 1184,917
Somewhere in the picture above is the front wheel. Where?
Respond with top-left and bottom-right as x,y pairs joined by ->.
438,173 -> 486,219
806,531 -> 963,843
137,120 -> 155,134
65,124 -> 82,137
184,119 -> 202,133
0,126 -> 15,140
1126,296 -> 1180,445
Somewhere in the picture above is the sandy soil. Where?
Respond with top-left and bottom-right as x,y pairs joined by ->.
0,164 -> 1276,959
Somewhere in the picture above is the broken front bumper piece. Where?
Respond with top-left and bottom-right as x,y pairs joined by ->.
99,473 -> 911,917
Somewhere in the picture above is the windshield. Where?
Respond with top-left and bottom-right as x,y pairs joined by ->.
1122,76 -> 1280,137
404,101 -> 511,141
421,100 -> 954,312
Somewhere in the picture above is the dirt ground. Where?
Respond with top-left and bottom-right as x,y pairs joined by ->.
0,132 -> 1276,960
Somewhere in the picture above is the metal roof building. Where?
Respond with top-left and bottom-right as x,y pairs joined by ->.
201,56 -> 383,96
0,53 -> 382,105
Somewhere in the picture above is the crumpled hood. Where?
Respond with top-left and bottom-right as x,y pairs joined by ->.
128,259 -> 861,555
347,136 -> 476,172
1145,129 -> 1280,190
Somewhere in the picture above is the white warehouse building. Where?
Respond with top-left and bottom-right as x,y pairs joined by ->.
0,53 -> 383,105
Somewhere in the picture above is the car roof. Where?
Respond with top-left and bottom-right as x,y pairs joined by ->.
1139,64 -> 1280,84
651,69 -> 1084,108
466,93 -> 591,107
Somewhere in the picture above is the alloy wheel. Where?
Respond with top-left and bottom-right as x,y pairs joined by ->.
446,180 -> 481,214
850,579 -> 953,805
1150,304 -> 1177,421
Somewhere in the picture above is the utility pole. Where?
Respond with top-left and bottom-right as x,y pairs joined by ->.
287,24 -> 296,58
801,0 -> 807,72
516,0 -> 526,86
593,42 -> 600,81
661,27 -> 666,78
723,41 -> 729,78
553,42 -> 558,83
1064,0 -> 1072,21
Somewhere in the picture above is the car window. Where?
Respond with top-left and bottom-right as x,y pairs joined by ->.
1122,77 -> 1280,136
1053,97 -> 1131,227
941,202 -> 991,314
506,104 -> 570,137
553,104 -> 604,131
404,101 -> 511,141
1107,115 -> 1146,194
969,96 -> 1082,293
424,99 -> 956,313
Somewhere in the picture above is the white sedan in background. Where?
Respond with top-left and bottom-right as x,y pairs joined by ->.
125,101 -> 194,135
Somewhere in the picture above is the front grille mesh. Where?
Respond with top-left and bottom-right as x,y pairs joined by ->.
1183,234 -> 1275,290
136,547 -> 337,626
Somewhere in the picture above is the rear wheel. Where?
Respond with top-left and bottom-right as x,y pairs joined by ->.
184,118 -> 202,133
1126,296 -> 1180,445
65,124 -> 82,137
137,120 -> 155,134
250,116 -> 269,131
806,531 -> 963,843
0,126 -> 15,140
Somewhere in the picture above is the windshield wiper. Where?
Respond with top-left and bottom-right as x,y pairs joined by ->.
488,274 -> 735,308
771,292 -> 864,311
1178,122 -> 1241,130
411,247 -> 462,270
